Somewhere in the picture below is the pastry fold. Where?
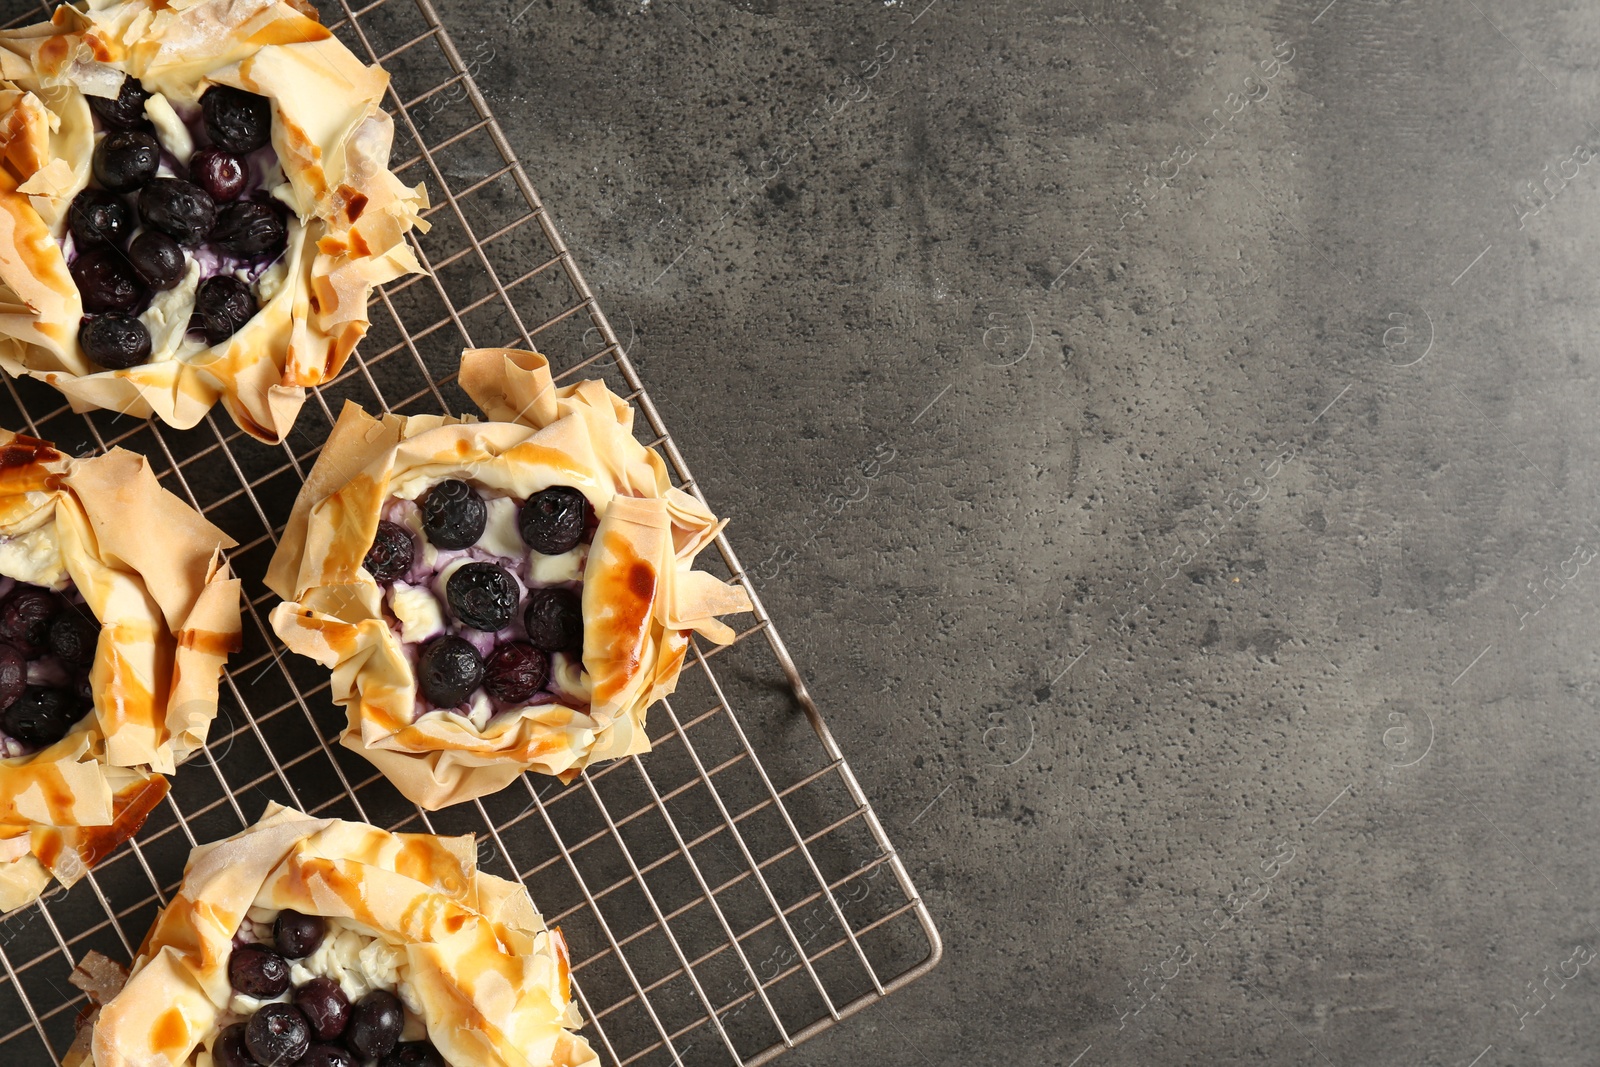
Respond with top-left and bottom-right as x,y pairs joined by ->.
0,0 -> 428,443
266,348 -> 752,809
0,431 -> 241,912
86,803 -> 597,1067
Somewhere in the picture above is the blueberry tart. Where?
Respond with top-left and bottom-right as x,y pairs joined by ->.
0,0 -> 427,443
76,804 -> 596,1067
0,432 -> 241,911
265,348 -> 752,808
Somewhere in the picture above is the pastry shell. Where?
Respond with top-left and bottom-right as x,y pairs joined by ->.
0,430 -> 241,912
265,347 -> 753,809
79,802 -> 597,1067
0,0 -> 428,443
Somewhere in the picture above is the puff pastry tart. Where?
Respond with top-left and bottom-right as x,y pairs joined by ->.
0,0 -> 427,443
0,430 -> 241,913
70,803 -> 597,1067
265,347 -> 752,809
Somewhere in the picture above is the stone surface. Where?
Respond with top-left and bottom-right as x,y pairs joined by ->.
436,1 -> 1600,1064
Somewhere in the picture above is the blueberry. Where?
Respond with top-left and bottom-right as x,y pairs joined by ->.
79,313 -> 152,370
446,562 -> 518,632
0,588 -> 59,656
274,909 -> 326,958
227,944 -> 290,998
0,645 -> 24,711
382,1041 -> 447,1067
519,487 -> 587,555
189,146 -> 246,202
48,610 -> 98,667
192,275 -> 256,345
294,977 -> 350,1041
245,1003 -> 310,1067
138,177 -> 216,246
345,990 -> 404,1060
416,635 -> 483,708
301,1045 -> 357,1067
91,129 -> 160,192
523,588 -> 583,653
128,231 -> 186,290
212,1023 -> 253,1067
419,480 -> 486,550
483,642 -> 549,703
202,86 -> 273,154
209,200 -> 287,258
70,248 -> 147,314
86,76 -> 150,130
2,687 -> 83,746
363,521 -> 415,582
67,189 -> 133,251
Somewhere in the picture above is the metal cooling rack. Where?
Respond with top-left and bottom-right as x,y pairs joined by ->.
0,1 -> 941,1063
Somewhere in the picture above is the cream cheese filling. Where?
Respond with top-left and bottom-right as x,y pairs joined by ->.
198,908 -> 428,1066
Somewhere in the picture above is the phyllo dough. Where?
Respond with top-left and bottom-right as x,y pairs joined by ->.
76,803 -> 597,1067
0,0 -> 427,443
0,430 -> 241,912
265,347 -> 753,809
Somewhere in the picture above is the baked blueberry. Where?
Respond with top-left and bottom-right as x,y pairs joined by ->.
274,908 -> 326,958
416,635 -> 483,708
446,562 -> 518,632
228,943 -> 290,998
202,86 -> 274,154
0,645 -> 24,711
2,687 -> 82,746
523,588 -> 583,653
363,521 -> 415,582
138,177 -> 216,246
86,76 -> 150,130
48,610 -> 97,667
71,248 -> 147,315
302,1045 -> 357,1067
210,200 -> 288,258
519,487 -> 587,555
0,588 -> 58,656
483,642 -> 549,703
128,231 -> 187,290
295,976 -> 351,1041
67,189 -> 133,251
213,1023 -> 253,1067
79,313 -> 152,369
346,990 -> 404,1060
92,129 -> 160,192
245,1003 -> 310,1067
419,479 -> 486,550
192,276 -> 256,345
189,146 -> 247,202
382,1041 -> 447,1067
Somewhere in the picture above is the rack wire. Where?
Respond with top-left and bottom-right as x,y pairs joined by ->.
0,0 -> 941,1063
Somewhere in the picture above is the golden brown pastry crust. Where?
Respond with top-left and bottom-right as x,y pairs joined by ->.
0,431 -> 241,912
0,0 -> 428,443
86,803 -> 597,1067
266,348 -> 752,809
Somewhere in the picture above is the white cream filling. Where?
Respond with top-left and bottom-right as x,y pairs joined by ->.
529,545 -> 586,585
388,581 -> 444,643
227,909 -> 422,1019
478,496 -> 522,559
143,92 -> 193,165
255,258 -> 289,304
0,523 -> 67,590
141,258 -> 201,363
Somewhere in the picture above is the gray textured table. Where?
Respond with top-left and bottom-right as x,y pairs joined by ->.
441,1 -> 1600,1064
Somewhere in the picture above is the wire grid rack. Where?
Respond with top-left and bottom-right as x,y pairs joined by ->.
0,0 -> 941,1063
